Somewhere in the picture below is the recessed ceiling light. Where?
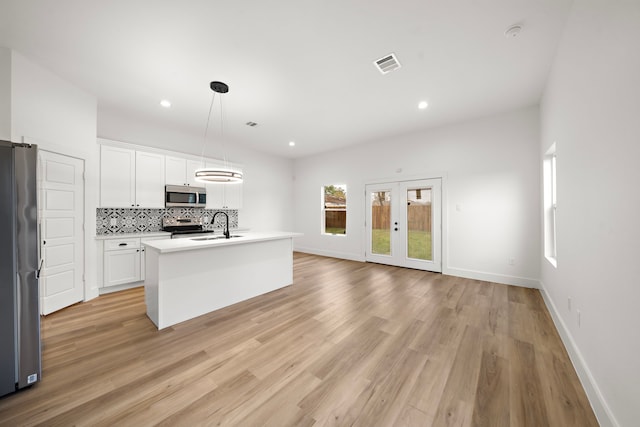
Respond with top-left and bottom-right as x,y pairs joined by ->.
418,101 -> 428,110
289,141 -> 295,147
160,99 -> 171,108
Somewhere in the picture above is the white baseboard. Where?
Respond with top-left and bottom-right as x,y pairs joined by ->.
444,266 -> 539,288
98,282 -> 144,295
293,247 -> 365,262
85,286 -> 100,301
539,282 -> 619,427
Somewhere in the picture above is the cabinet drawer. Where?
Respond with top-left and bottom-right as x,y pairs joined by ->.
104,238 -> 141,251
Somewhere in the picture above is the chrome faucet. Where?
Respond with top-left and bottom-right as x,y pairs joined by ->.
212,211 -> 230,238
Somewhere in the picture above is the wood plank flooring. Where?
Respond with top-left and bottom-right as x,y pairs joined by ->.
0,253 -> 598,426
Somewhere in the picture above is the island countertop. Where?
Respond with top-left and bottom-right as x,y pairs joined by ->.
143,231 -> 302,254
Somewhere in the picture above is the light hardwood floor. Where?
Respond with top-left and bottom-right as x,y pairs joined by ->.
0,253 -> 598,426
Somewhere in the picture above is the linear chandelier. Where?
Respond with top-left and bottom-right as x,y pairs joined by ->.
194,81 -> 243,184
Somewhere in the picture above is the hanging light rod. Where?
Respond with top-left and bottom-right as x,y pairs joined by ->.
194,81 -> 244,184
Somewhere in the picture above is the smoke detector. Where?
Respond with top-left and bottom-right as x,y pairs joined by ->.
504,24 -> 523,38
374,53 -> 401,74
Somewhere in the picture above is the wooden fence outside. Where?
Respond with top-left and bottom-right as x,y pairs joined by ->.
326,204 -> 432,231
372,204 -> 431,231
325,210 -> 347,229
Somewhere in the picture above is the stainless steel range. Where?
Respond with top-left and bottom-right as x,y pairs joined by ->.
162,217 -> 214,239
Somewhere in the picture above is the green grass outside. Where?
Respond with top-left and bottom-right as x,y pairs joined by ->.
371,229 -> 432,260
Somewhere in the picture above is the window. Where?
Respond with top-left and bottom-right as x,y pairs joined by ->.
543,144 -> 557,266
322,184 -> 347,235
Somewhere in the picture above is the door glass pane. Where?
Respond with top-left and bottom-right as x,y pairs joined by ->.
406,187 -> 432,260
371,191 -> 391,255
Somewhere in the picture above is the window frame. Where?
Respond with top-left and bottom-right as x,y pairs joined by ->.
544,144 -> 557,267
321,184 -> 347,236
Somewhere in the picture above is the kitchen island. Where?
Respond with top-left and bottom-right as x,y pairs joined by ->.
142,232 -> 301,329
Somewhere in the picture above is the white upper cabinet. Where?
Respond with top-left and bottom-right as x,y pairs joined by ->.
135,151 -> 165,208
100,145 -> 165,208
165,156 -> 186,186
187,159 -> 204,187
165,156 -> 205,187
100,140 -> 243,210
100,146 -> 136,207
204,160 -> 243,209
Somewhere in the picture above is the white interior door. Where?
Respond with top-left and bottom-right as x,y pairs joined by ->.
366,179 -> 441,272
38,151 -> 84,315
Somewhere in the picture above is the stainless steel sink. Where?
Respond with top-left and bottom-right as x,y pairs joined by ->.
191,235 -> 242,241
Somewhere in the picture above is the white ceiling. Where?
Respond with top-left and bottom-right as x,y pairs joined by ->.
0,0 -> 572,158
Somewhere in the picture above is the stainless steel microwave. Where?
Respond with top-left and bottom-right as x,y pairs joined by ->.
165,185 -> 207,208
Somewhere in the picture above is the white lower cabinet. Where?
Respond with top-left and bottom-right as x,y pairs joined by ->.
102,235 -> 168,288
104,240 -> 141,287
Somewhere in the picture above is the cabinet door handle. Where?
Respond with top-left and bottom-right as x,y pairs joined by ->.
119,243 -> 127,247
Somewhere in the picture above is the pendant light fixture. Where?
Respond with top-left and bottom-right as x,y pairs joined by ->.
194,81 -> 243,184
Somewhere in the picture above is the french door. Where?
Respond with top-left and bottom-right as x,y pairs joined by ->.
365,179 -> 441,272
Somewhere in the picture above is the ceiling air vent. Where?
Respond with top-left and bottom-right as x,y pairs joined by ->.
374,53 -> 401,74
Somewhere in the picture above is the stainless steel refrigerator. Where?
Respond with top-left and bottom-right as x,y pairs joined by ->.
0,140 -> 41,397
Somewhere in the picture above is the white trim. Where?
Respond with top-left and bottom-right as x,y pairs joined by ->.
539,281 -> 620,427
23,136 -> 100,302
364,171 -> 448,185
443,266 -> 540,288
545,255 -> 557,268
294,247 -> 365,262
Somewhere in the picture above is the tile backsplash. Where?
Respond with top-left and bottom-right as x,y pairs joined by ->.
97,208 -> 239,235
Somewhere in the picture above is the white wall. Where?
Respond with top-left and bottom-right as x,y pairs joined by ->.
7,50 -> 100,300
540,1 -> 640,426
98,108 -> 294,232
293,106 -> 540,287
0,48 -> 10,140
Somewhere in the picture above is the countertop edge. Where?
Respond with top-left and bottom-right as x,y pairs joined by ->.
144,232 -> 303,254
95,232 -> 172,240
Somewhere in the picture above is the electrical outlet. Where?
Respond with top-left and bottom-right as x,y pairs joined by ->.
508,258 -> 515,266
577,309 -> 581,328
568,297 -> 572,311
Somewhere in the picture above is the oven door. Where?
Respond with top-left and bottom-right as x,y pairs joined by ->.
165,185 -> 206,208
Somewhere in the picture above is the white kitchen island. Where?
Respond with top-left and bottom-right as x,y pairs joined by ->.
142,232 -> 301,329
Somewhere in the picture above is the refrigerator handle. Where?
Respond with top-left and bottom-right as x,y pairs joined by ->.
36,259 -> 43,279
37,221 -> 43,279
